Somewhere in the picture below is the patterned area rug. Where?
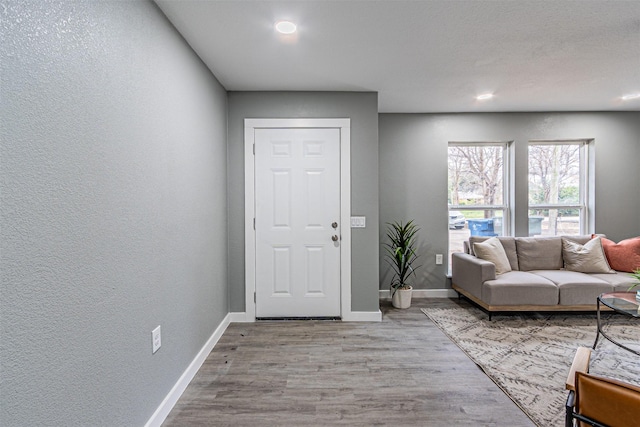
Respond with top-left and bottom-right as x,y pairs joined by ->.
421,305 -> 640,427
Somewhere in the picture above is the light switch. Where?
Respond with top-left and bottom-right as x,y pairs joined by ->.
350,216 -> 366,228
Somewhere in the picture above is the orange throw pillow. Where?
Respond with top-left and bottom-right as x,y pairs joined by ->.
601,237 -> 640,273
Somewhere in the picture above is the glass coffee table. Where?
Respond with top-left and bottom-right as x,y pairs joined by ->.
593,292 -> 640,356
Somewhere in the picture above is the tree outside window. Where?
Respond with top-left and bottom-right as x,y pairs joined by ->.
448,142 -> 509,264
528,141 -> 586,236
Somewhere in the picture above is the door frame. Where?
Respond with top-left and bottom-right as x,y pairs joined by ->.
244,118 -> 351,322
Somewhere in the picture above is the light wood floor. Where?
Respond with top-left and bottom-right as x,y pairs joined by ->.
162,298 -> 535,426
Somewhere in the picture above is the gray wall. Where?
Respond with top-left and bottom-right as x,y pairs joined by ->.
379,112 -> 640,289
227,92 -> 380,313
1,1 -> 228,425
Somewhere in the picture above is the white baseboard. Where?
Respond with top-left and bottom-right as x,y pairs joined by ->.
379,288 -> 458,299
145,313 -> 231,427
341,310 -> 382,322
229,312 -> 253,323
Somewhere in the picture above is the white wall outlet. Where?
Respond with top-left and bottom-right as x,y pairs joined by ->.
152,325 -> 161,354
435,254 -> 443,265
350,216 -> 366,228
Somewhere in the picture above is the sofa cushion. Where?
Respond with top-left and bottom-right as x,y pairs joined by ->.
469,236 -> 519,271
531,270 -> 613,305
481,271 -> 559,306
562,236 -> 614,274
516,237 -> 563,271
592,272 -> 639,292
473,237 -> 512,275
601,237 -> 640,273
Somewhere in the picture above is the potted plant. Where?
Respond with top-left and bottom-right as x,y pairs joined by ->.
383,220 -> 421,309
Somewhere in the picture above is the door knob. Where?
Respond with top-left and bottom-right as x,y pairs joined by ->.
331,222 -> 338,229
331,235 -> 339,242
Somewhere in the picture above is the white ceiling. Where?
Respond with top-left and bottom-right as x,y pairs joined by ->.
155,0 -> 640,113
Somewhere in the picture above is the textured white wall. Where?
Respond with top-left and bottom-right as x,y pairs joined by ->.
1,1 -> 228,425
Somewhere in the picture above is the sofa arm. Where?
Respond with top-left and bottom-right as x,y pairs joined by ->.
451,252 -> 496,299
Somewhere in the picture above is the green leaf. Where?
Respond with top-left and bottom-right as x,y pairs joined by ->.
382,220 -> 421,292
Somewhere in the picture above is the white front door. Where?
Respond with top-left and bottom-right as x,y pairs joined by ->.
254,127 -> 341,318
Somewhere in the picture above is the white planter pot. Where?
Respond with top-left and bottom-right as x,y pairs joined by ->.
392,286 -> 413,309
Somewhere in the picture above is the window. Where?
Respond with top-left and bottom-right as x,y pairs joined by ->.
448,142 -> 510,264
528,140 -> 590,236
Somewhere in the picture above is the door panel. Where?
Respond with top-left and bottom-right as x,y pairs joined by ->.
305,245 -> 324,296
272,170 -> 291,227
255,128 -> 341,317
272,246 -> 292,296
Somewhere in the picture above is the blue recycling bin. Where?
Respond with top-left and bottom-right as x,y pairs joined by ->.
467,218 -> 498,237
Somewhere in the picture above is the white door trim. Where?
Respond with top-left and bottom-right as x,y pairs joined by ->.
244,118 -> 351,322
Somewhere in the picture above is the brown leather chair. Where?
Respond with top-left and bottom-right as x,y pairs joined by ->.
566,347 -> 640,427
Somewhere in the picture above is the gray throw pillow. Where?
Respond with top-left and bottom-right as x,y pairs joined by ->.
473,237 -> 512,275
562,236 -> 615,274
516,237 -> 564,271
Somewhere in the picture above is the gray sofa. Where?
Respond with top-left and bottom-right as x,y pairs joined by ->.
451,235 -> 637,314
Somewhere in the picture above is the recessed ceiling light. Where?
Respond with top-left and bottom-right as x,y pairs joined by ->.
275,20 -> 297,35
476,93 -> 494,100
621,93 -> 640,101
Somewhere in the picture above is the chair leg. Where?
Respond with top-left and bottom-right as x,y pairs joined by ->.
565,390 -> 575,427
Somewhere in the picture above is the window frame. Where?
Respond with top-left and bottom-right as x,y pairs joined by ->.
448,141 -> 512,236
527,139 -> 591,236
